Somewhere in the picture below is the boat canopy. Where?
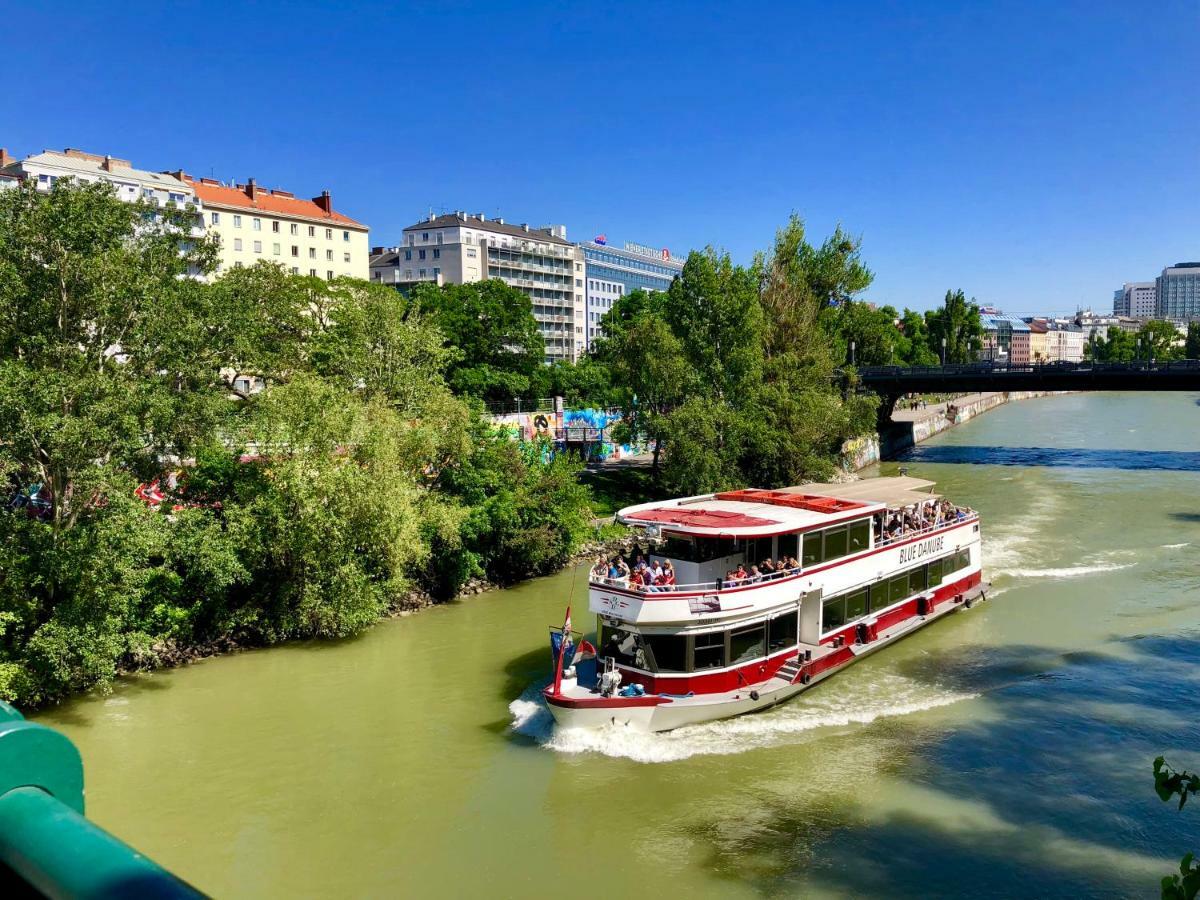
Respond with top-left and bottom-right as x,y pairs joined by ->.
791,477 -> 940,510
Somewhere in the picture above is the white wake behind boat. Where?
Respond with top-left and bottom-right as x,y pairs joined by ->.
543,476 -> 988,733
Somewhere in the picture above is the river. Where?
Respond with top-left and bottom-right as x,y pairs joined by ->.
36,391 -> 1200,898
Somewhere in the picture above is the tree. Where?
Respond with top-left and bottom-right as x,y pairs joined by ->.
1185,323 -> 1200,360
1086,325 -> 1135,362
411,279 -> 544,401
1153,757 -> 1200,899
925,289 -> 984,364
1137,320 -> 1182,361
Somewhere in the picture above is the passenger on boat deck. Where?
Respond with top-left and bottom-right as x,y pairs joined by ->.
591,557 -> 607,578
748,565 -> 762,583
734,563 -> 748,581
761,557 -> 776,573
607,558 -> 630,581
786,556 -> 801,570
659,561 -> 676,589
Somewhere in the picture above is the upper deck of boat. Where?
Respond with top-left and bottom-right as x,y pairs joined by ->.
616,476 -> 941,539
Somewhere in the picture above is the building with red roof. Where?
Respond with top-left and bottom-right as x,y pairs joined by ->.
177,173 -> 369,280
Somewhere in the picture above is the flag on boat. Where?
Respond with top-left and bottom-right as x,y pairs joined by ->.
571,639 -> 596,667
549,628 -> 573,667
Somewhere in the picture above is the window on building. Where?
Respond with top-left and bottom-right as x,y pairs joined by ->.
309,268 -> 317,277
326,228 -> 332,239
419,269 -> 426,277
343,252 -> 351,263
252,218 -> 261,231
466,248 -> 476,258
272,221 -> 280,233
253,240 -> 262,253
290,266 -> 298,274
233,261 -> 243,268
343,230 -> 350,242
326,249 -> 333,261
327,270 -> 334,280
436,232 -> 443,244
233,238 -> 243,251
404,250 -> 412,261
291,246 -> 299,257
306,226 -> 314,237
419,249 -> 426,260
290,223 -> 298,235
421,232 -> 429,242
309,248 -> 316,259
433,267 -> 440,276
273,243 -> 281,255
233,215 -> 242,228
210,212 -> 220,225
432,248 -> 440,259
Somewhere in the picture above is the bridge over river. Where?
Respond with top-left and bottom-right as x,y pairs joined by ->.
853,359 -> 1200,421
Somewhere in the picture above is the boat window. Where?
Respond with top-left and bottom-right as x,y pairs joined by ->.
845,588 -> 868,622
802,531 -> 824,566
730,625 -> 766,665
889,573 -> 908,604
751,537 -> 773,564
959,549 -> 972,571
928,557 -> 944,586
600,627 -> 646,668
643,634 -> 688,673
848,519 -> 870,553
768,611 -> 798,651
823,526 -> 849,560
823,595 -> 846,632
777,533 -> 799,562
868,581 -> 886,611
909,566 -> 928,594
693,631 -> 726,670
662,536 -> 697,562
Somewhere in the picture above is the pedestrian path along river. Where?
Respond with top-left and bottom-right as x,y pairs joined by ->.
37,390 -> 1200,898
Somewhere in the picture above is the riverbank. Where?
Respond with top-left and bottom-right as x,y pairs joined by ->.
842,391 -> 1066,469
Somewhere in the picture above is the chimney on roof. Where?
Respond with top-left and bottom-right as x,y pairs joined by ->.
0,148 -> 13,169
245,178 -> 259,200
477,212 -> 486,221
521,223 -> 530,232
64,148 -> 106,163
166,169 -> 189,182
496,217 -> 504,225
313,190 -> 332,213
101,154 -> 130,172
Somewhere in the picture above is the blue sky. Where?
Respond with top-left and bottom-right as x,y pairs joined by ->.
2,1 -> 1196,314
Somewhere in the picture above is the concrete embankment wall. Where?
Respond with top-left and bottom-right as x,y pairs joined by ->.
842,391 -> 1059,471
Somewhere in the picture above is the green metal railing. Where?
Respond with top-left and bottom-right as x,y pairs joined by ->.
0,700 -> 203,899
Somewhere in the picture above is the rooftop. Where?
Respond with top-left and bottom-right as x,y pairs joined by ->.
403,212 -> 571,246
181,175 -> 366,229
2,148 -> 191,190
614,478 -> 937,537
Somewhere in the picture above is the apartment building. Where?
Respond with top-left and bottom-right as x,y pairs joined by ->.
980,312 -> 1031,364
579,238 -> 684,348
378,212 -> 586,363
180,175 -> 368,279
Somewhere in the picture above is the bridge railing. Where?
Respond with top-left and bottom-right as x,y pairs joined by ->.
858,359 -> 1200,379
0,700 -> 202,898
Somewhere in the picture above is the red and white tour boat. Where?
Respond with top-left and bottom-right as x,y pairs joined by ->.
543,476 -> 987,732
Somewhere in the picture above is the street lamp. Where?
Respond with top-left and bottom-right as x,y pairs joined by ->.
941,336 -> 947,366
849,340 -> 856,367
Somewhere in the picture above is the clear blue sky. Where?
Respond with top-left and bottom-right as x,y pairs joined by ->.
2,1 -> 1196,314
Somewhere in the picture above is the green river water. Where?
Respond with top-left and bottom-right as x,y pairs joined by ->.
37,391 -> 1200,898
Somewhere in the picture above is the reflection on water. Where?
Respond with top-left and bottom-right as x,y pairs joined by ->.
35,392 -> 1200,899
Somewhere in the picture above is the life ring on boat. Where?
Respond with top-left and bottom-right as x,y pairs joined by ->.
750,690 -> 760,701
964,594 -> 973,608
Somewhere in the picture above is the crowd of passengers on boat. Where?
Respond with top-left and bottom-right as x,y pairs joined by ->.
590,498 -> 973,594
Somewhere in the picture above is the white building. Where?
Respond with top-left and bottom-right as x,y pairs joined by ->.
1044,325 -> 1086,362
1113,282 -> 1155,317
375,212 -> 586,364
0,147 -> 199,213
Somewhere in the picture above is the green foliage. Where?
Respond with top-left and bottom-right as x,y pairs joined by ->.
925,289 -> 984,364
1185,323 -> 1200,361
1153,757 -> 1200,899
0,181 -> 595,707
412,279 -> 544,400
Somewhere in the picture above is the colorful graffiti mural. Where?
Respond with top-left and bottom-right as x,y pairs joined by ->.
489,408 -> 654,461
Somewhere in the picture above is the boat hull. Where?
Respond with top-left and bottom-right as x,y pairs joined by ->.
545,580 -> 989,733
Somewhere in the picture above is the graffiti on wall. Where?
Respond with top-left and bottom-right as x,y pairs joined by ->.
489,408 -> 653,461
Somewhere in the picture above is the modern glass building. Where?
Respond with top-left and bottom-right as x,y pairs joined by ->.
579,239 -> 685,349
1156,262 -> 1200,319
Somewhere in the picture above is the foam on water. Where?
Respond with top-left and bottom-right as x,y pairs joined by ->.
1162,542 -> 1191,550
510,674 -> 977,763
994,562 -> 1135,580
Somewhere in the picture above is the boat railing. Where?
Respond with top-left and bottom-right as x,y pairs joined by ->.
874,506 -> 976,547
589,508 -> 977,595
